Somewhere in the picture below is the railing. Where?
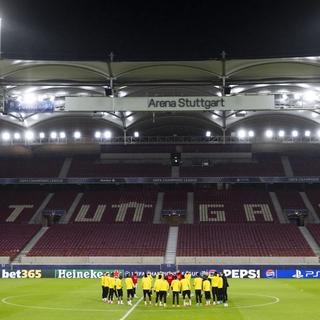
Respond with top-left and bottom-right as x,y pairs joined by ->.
1,135 -> 320,145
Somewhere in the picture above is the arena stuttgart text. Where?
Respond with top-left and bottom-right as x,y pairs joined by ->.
147,98 -> 225,110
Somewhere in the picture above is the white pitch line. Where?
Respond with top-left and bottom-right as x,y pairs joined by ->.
119,297 -> 143,320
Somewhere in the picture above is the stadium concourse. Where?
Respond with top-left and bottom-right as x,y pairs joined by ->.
0,56 -> 319,275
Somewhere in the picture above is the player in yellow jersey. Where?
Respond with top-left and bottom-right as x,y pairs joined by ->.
108,272 -> 116,304
217,272 -> 223,304
101,272 -> 107,302
180,275 -> 191,306
185,271 -> 192,286
159,276 -> 169,307
125,273 -> 134,305
202,275 -> 211,306
171,275 -> 181,307
115,275 -> 124,304
141,273 -> 152,305
193,272 -> 203,306
153,274 -> 162,306
212,272 -> 220,305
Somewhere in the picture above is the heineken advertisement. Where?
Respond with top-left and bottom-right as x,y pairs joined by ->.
65,95 -> 275,112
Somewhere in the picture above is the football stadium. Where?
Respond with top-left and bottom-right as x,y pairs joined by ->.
0,56 -> 319,320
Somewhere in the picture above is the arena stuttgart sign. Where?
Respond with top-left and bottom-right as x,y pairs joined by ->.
65,95 -> 275,112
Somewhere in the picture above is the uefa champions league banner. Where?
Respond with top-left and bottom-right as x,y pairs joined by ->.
4,99 -> 55,113
65,95 -> 275,112
1,265 -> 320,279
1,176 -> 320,185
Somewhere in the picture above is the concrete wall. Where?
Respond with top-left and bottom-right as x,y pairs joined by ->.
20,256 -> 164,265
0,257 -> 10,264
176,256 -> 319,265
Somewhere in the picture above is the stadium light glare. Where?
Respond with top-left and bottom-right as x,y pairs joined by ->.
317,129 -> 320,138
133,131 -> 139,138
39,132 -> 45,139
304,130 -> 311,137
73,131 -> 81,139
50,131 -> 57,139
2,131 -> 10,141
205,131 -> 211,137
248,130 -> 255,138
303,90 -> 317,102
13,132 -> 21,140
265,129 -> 274,138
237,129 -> 246,139
25,131 -> 34,141
294,93 -> 302,100
94,131 -> 101,139
291,130 -> 299,137
59,132 -> 66,139
278,130 -> 285,138
23,93 -> 37,105
104,130 -> 112,139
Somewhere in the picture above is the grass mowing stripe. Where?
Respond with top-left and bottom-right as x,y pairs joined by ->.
119,297 -> 143,320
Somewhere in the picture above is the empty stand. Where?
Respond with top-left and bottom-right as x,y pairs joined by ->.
0,224 -> 41,258
276,191 -> 307,212
28,224 -> 169,256
70,189 -> 157,223
68,157 -> 171,177
305,190 -> 320,218
0,190 -> 48,223
289,156 -> 320,176
162,190 -> 187,211
0,158 -> 64,177
177,224 -> 315,256
194,189 -> 277,223
307,224 -> 320,247
181,154 -> 284,177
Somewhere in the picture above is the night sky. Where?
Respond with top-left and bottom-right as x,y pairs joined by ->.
1,1 -> 320,61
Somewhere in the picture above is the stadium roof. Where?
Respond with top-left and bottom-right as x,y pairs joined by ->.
1,56 -> 320,133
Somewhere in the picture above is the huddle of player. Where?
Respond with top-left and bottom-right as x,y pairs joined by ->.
101,270 -> 229,307
101,271 -> 138,305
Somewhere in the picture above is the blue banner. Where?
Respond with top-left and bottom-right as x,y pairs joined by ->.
263,268 -> 320,279
4,99 -> 54,113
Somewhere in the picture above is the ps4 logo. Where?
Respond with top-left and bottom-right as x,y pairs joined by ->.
292,270 -> 320,278
292,270 -> 304,278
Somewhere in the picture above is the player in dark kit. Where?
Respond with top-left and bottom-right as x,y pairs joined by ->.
221,272 -> 229,307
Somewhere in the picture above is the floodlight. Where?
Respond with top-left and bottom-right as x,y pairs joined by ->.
59,132 -> 66,139
133,131 -> 139,138
74,131 -> 81,139
94,131 -> 101,139
50,131 -> 57,139
104,130 -> 112,139
25,131 -> 34,141
205,131 -> 211,137
265,129 -> 273,138
2,132 -> 10,141
14,132 -> 21,140
237,129 -> 246,139
278,130 -> 285,138
248,130 -> 255,138
304,130 -> 311,137
39,132 -> 45,139
291,130 -> 299,137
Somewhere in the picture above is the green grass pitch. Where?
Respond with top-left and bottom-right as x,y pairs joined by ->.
0,278 -> 319,320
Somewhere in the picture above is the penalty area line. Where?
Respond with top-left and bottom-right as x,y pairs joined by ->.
119,297 -> 143,320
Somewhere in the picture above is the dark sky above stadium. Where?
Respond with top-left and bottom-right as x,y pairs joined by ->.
1,1 -> 320,61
